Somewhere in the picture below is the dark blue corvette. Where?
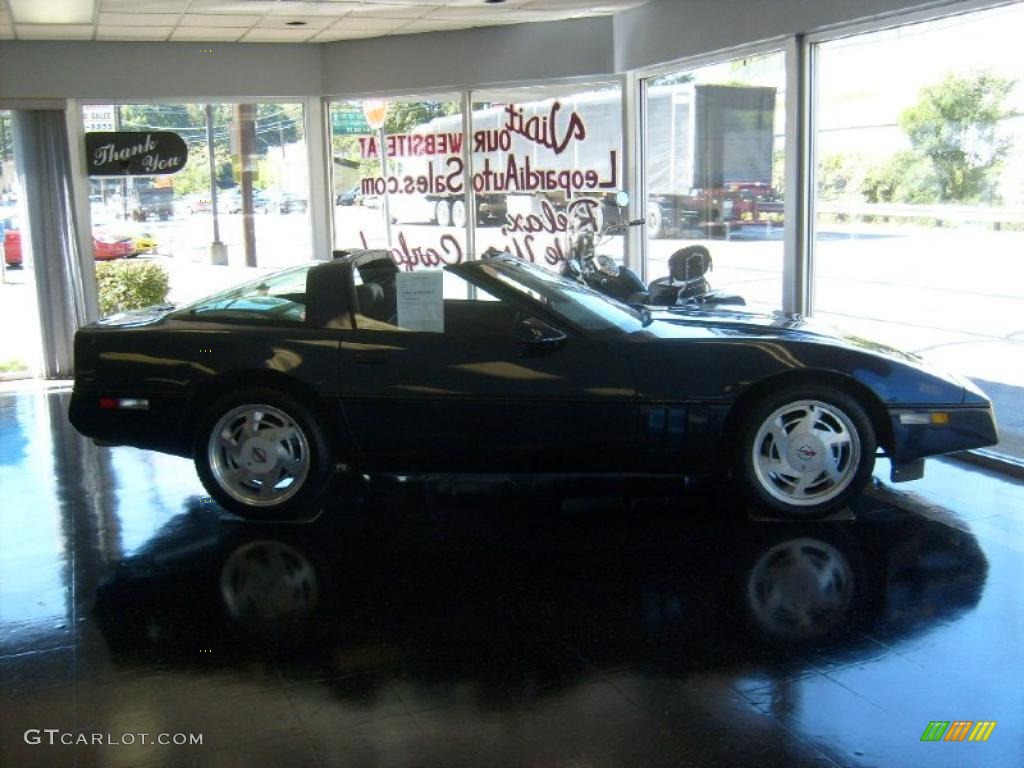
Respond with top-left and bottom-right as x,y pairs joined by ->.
70,250 -> 998,520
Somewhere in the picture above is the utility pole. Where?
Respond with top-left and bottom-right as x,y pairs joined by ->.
234,104 -> 257,267
206,104 -> 227,265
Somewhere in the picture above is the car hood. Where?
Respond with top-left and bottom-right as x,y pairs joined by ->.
645,306 -> 982,391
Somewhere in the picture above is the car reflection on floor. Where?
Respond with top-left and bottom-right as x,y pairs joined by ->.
94,478 -> 987,670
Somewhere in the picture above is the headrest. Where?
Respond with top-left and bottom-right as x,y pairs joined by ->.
668,246 -> 712,281
355,282 -> 384,314
306,262 -> 351,328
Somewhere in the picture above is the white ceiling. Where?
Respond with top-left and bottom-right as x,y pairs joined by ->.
0,0 -> 647,43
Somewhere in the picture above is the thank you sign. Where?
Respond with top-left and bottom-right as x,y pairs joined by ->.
86,131 -> 188,176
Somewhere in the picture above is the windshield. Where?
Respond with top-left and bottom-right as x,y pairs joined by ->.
470,258 -> 647,334
181,264 -> 312,323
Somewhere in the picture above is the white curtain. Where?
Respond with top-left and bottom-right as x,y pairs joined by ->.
12,110 -> 91,378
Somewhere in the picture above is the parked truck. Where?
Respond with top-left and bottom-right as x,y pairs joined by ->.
645,83 -> 778,238
348,83 -> 779,238
129,176 -> 174,221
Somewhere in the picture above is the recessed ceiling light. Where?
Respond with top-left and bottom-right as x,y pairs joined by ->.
9,0 -> 96,25
286,21 -> 307,26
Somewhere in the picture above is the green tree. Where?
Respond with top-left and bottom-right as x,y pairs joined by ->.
818,152 -> 865,201
384,101 -> 460,134
898,71 -> 1015,203
254,103 -> 302,153
861,150 -> 937,204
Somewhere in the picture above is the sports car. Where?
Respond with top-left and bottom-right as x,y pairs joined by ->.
69,250 -> 998,520
4,227 -> 134,265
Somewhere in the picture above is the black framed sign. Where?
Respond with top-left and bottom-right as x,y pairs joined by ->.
85,131 -> 188,176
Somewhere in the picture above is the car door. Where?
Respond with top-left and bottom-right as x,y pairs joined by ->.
335,268 -> 638,473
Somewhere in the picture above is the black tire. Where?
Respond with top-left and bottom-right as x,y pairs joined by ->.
735,385 -> 876,518
194,387 -> 333,521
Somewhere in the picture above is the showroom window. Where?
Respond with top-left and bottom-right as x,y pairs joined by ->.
80,102 -> 311,310
642,52 -> 786,309
468,83 -> 624,273
811,4 -> 1024,460
0,108 -> 42,379
329,95 -> 467,273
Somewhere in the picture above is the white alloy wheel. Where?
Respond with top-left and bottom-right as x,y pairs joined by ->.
750,399 -> 862,508
207,403 -> 311,508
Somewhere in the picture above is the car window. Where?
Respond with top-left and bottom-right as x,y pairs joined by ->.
352,268 -> 504,334
183,265 -> 310,324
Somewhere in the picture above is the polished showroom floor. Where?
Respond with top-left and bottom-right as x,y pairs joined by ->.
1,386 -> 1022,768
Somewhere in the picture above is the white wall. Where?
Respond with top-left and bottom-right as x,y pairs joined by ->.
320,18 -> 615,96
614,0 -> 948,71
0,41 -> 322,101
0,18 -> 615,103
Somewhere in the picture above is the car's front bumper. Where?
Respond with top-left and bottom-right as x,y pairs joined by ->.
888,405 -> 998,465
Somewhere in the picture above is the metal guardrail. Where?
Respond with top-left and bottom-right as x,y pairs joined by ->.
816,201 -> 1024,224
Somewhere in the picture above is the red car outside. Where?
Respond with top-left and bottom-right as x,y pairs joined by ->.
3,229 -> 134,266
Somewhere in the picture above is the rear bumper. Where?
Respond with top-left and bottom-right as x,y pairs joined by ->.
69,388 -> 192,457
888,406 -> 998,464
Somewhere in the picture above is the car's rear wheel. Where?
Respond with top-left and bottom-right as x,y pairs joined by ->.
435,199 -> 451,227
452,199 -> 467,228
736,386 -> 875,518
195,388 -> 333,520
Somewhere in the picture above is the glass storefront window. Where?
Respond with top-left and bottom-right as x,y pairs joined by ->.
644,53 -> 786,309
81,102 -> 311,310
812,5 -> 1024,460
330,95 -> 466,273
0,109 -> 41,379
469,83 -> 624,273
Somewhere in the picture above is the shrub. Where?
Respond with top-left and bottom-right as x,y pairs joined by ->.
95,260 -> 170,316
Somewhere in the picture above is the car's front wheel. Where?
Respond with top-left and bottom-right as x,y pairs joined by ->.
195,388 -> 333,520
736,386 -> 876,518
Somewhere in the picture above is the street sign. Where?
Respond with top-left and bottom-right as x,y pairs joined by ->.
332,107 -> 371,136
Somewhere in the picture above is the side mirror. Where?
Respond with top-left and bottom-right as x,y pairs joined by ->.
516,317 -> 567,353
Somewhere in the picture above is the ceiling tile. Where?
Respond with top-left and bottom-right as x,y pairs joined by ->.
264,1 -> 361,15
340,4 -> 434,20
527,0 -> 642,9
96,26 -> 174,40
423,7 -> 516,21
98,12 -> 182,26
241,27 -> 319,42
396,18 -> 472,33
311,27 -> 381,41
178,14 -> 263,27
170,26 -> 251,40
257,15 -> 334,29
101,0 -> 190,11
15,24 -> 96,39
330,16 -> 406,31
185,1 -> 276,13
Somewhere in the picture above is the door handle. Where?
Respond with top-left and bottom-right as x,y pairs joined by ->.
351,350 -> 389,365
